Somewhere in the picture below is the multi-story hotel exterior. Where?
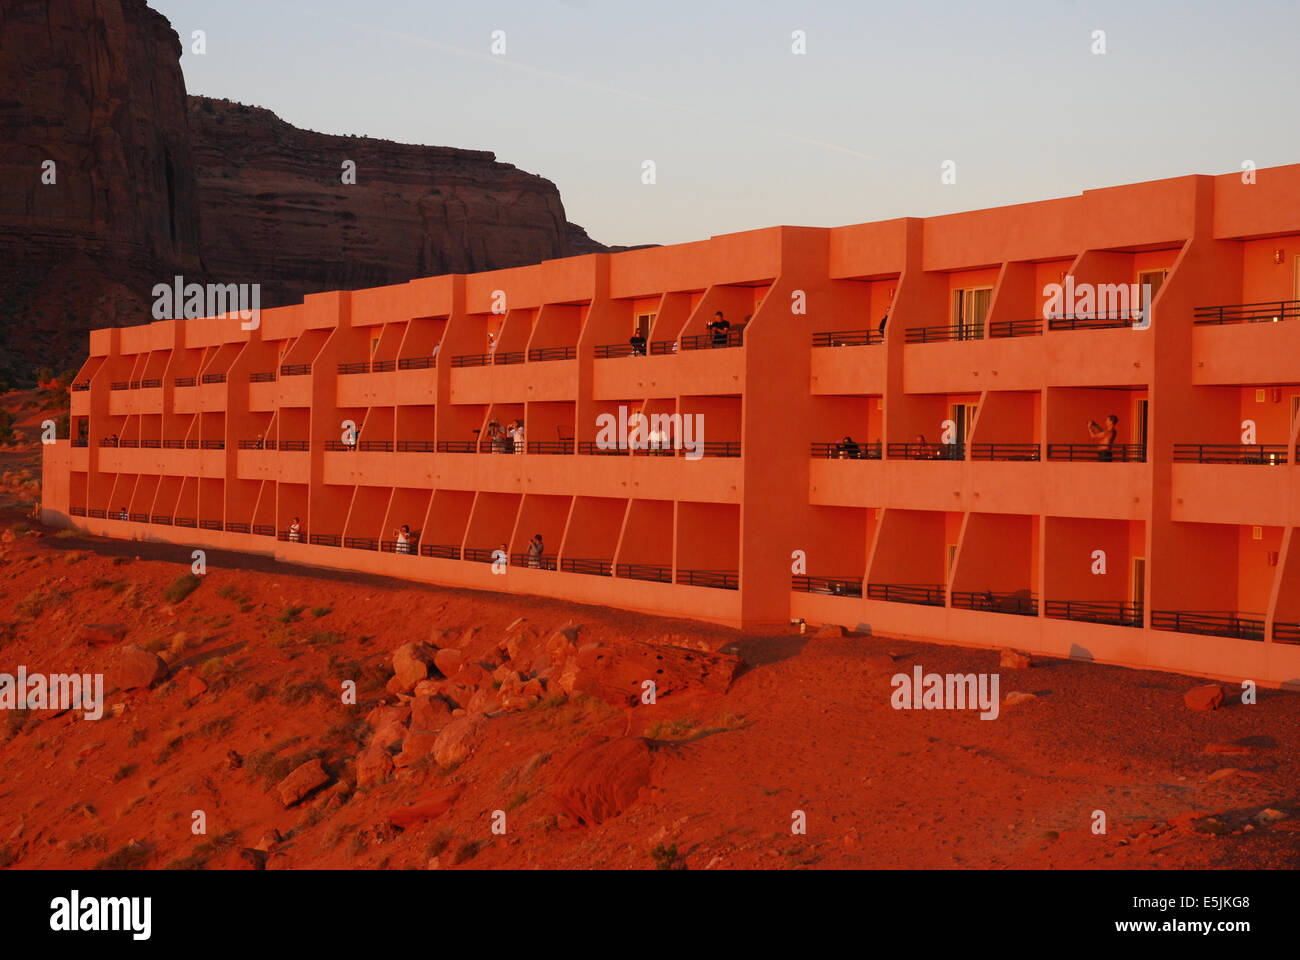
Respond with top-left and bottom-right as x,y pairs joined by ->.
41,165 -> 1300,686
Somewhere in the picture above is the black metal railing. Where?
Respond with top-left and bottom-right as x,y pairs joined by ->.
812,329 -> 883,347
110,381 -> 130,391
683,441 -> 741,458
395,440 -> 437,452
526,440 -> 575,455
87,508 -> 107,519
1151,610 -> 1264,641
380,539 -> 419,554
277,440 -> 310,451
278,529 -> 306,542
140,439 -> 161,449
397,355 -> 438,370
1044,600 -> 1143,628
140,378 -> 162,388
174,377 -> 197,387
436,440 -> 477,453
989,319 -> 1043,339
676,569 -> 739,590
249,371 -> 277,383
1193,300 -> 1300,325
462,547 -> 499,563
649,340 -> 677,355
224,522 -> 250,534
792,575 -> 864,597
309,534 -> 341,548
951,590 -> 1038,617
419,544 -> 461,560
237,439 -> 268,450
150,514 -> 172,525
577,441 -> 630,456
1273,621 -> 1300,644
128,512 -> 148,523
338,361 -> 370,374
72,382 -> 91,392
344,537 -> 378,551
117,439 -> 139,448
450,354 -> 491,368
969,443 -> 1041,461
199,520 -> 222,531
510,552 -> 558,570
280,363 -> 311,377
887,442 -> 964,460
680,328 -> 744,351
495,351 -> 526,366
72,439 -> 89,448
70,506 -> 87,517
560,558 -> 613,577
371,359 -> 396,372
904,324 -> 983,344
1047,312 -> 1141,331
595,344 -> 638,359
1172,443 -> 1288,465
98,438 -> 119,447
174,517 -> 197,528
1046,443 -> 1146,462
810,442 -> 883,460
867,583 -> 945,607
616,562 -> 672,583
528,346 -> 577,362
201,372 -> 227,384
253,524 -> 275,537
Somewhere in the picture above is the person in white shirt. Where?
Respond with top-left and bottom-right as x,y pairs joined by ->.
513,420 -> 525,454
394,524 -> 411,554
288,516 -> 302,542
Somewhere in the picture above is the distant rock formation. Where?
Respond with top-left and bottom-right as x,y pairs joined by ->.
0,0 -> 617,385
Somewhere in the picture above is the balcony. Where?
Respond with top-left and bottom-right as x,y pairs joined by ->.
560,558 -> 613,576
904,323 -> 983,344
676,569 -> 738,590
1151,610 -> 1264,641
1045,600 -> 1143,628
866,583 -> 945,607
1047,311 -> 1141,331
1193,300 -> 1300,326
812,329 -> 883,347
951,590 -> 1037,617
887,441 -> 964,461
616,563 -> 672,583
1046,443 -> 1145,463
1173,443 -> 1288,465
510,552 -> 558,570
969,443 -> 1040,462
811,441 -> 882,460
792,575 -> 864,597
989,319 -> 1043,339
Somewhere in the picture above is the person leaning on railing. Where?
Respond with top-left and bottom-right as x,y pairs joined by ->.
707,310 -> 730,347
838,436 -> 860,459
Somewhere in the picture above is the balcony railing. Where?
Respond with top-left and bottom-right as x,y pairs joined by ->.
87,508 -> 106,519
1273,621 -> 1300,644
174,517 -> 197,528
560,558 -> 613,576
692,441 -> 741,458
1193,300 -> 1300,325
237,439 -> 267,449
309,534 -> 341,548
867,583 -> 945,607
450,354 -> 491,368
649,340 -> 677,355
140,439 -> 161,449
904,324 -> 983,344
280,363 -> 311,377
117,439 -> 139,448
462,547 -> 498,563
70,506 -> 87,517
1044,599 -> 1143,628
812,329 -> 883,347
110,381 -> 130,391
510,552 -> 558,570
371,359 -> 396,372
381,539 -> 419,554
1151,610 -> 1264,641
344,537 -> 379,551
98,438 -> 119,447
128,512 -> 148,523
324,439 -> 394,452
969,442 -> 1041,461
680,328 -> 745,351
528,346 -> 577,362
395,440 -> 438,452
436,440 -> 477,453
278,529 -> 307,542
338,361 -> 370,375
526,440 -> 575,455
887,442 -> 964,461
1047,312 -> 1141,331
277,440 -> 310,451
578,441 -> 630,456
174,377 -> 197,387
419,544 -> 461,560
616,562 -> 672,583
72,439 -> 89,448
253,524 -> 275,537
397,355 -> 438,370
989,319 -> 1043,339
792,575 -> 864,597
224,522 -> 250,534
72,382 -> 91,392
676,569 -> 739,590
140,378 -> 162,388
1173,443 -> 1288,465
1046,443 -> 1146,462
200,372 -> 227,384
199,520 -> 222,531
150,515 -> 172,525
249,371 -> 276,383
811,441 -> 882,460
594,344 -> 639,359
495,351 -> 526,366
951,590 -> 1038,617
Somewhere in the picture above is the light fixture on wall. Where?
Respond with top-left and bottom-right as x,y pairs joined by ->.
1274,248 -> 1285,265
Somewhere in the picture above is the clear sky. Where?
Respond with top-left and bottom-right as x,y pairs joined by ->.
151,0 -> 1300,248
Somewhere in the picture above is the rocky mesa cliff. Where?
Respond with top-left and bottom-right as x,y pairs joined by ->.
0,0 -> 614,385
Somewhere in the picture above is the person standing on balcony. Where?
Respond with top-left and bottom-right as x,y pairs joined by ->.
487,331 -> 498,360
512,419 -> 525,454
629,332 -> 647,355
395,524 -> 411,554
1087,415 -> 1118,462
707,310 -> 730,347
527,533 -> 543,568
288,516 -> 302,542
838,436 -> 860,459
119,506 -> 128,521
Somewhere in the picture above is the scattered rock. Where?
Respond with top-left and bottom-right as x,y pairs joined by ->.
552,735 -> 659,826
79,622 -> 127,646
1255,808 -> 1286,823
1184,684 -> 1224,712
387,783 -> 466,829
187,674 -> 208,697
433,647 -> 464,678
411,694 -> 451,731
813,623 -> 846,639
999,649 -> 1031,670
277,758 -> 330,807
356,746 -> 394,786
116,644 -> 167,690
433,715 -> 486,767
370,720 -> 407,752
392,642 -> 437,692
1003,691 -> 1036,707
365,703 -> 410,730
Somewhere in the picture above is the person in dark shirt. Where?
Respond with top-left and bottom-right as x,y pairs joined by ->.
707,311 -> 731,347
838,435 -> 861,459
629,333 -> 647,356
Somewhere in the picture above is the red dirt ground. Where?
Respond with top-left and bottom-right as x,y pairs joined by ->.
0,392 -> 1297,870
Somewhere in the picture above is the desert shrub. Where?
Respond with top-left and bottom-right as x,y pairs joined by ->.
162,573 -> 203,604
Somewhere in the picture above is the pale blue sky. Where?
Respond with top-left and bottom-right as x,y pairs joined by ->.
152,0 -> 1300,248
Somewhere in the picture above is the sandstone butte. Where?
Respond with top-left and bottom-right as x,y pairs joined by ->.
0,0 -> 621,385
